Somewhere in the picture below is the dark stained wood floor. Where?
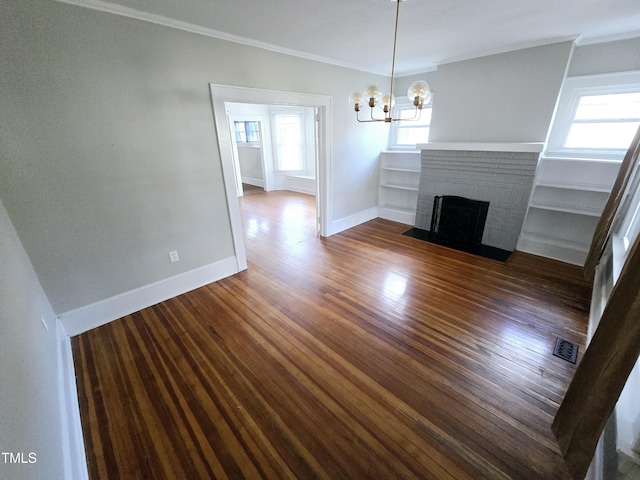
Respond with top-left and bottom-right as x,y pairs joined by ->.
73,191 -> 592,479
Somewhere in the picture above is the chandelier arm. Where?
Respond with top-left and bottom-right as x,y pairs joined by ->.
356,108 -> 387,123
403,106 -> 422,121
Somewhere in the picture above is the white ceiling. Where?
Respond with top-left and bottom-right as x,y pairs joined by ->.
66,0 -> 640,75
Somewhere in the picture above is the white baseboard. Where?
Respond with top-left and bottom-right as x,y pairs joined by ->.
330,207 -> 379,235
57,319 -> 89,480
378,207 -> 415,226
58,256 -> 239,336
242,177 -> 264,188
284,176 -> 317,196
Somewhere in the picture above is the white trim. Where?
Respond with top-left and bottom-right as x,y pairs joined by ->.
378,207 -> 415,225
58,256 -> 238,336
330,207 -> 379,235
417,142 -> 544,153
241,177 -> 265,189
57,319 -> 89,480
285,176 -> 317,196
52,0 -> 385,75
209,84 -> 333,238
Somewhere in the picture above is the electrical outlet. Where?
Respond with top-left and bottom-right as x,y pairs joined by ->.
169,250 -> 179,263
40,315 -> 49,333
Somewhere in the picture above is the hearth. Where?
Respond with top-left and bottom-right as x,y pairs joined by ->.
430,195 -> 489,252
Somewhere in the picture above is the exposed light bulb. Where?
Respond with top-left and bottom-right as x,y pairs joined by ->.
365,84 -> 383,107
407,80 -> 432,108
380,94 -> 395,113
349,92 -> 366,111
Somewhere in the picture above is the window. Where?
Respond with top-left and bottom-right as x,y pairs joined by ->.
234,121 -> 260,143
273,114 -> 304,171
546,71 -> 640,160
389,101 -> 432,149
564,93 -> 640,150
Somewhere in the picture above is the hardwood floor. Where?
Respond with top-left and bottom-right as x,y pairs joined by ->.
73,191 -> 592,479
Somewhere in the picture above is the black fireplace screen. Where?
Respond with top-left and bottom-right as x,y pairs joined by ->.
430,195 -> 489,252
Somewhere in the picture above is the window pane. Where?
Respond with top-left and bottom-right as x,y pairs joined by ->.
394,107 -> 431,145
278,144 -> 301,170
397,126 -> 430,145
398,107 -> 431,125
234,121 -> 246,142
245,121 -> 260,142
574,93 -> 640,121
564,121 -> 640,149
275,115 -> 302,171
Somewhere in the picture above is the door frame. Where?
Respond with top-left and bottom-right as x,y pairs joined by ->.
209,84 -> 332,271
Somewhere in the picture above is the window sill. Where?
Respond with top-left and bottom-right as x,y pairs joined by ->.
384,147 -> 421,152
544,150 -> 626,162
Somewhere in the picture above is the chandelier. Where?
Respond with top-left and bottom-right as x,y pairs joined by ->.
349,0 -> 431,123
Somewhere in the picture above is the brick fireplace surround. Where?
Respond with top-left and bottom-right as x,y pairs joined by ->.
415,143 -> 543,252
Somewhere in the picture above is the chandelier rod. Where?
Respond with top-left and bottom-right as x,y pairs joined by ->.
349,0 -> 430,123
388,0 -> 401,119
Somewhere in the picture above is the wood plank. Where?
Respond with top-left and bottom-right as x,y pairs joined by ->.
73,191 -> 590,479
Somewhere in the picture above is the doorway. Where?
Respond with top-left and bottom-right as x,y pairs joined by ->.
209,84 -> 332,272
227,103 -> 318,199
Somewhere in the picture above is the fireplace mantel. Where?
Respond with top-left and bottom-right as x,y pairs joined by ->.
417,142 -> 544,153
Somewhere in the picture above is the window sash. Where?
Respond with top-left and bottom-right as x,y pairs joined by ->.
234,121 -> 260,144
546,71 -> 640,160
390,102 -> 432,148
274,114 -> 304,171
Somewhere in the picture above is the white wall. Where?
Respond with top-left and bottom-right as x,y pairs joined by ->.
237,146 -> 264,184
0,0 -> 388,319
0,199 -> 67,480
428,41 -> 574,143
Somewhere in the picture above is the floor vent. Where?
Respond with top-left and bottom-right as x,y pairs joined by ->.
553,338 -> 579,364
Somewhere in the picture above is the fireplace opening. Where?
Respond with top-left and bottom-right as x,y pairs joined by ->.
429,195 -> 489,253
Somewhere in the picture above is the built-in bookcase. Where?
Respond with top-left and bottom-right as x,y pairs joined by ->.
378,151 -> 421,225
517,157 -> 620,265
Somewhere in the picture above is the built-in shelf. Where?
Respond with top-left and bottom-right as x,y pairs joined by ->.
380,183 -> 419,191
518,231 -> 591,265
517,156 -> 620,266
381,167 -> 421,174
519,230 -> 591,252
528,202 -> 603,217
536,180 -> 613,193
378,151 -> 421,225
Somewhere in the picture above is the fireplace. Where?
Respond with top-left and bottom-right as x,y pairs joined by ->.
415,144 -> 541,252
430,195 -> 489,252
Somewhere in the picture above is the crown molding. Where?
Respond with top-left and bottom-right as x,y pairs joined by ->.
575,30 -> 640,46
53,0 -> 387,75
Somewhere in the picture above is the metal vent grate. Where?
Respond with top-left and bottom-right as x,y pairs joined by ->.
553,338 -> 578,364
